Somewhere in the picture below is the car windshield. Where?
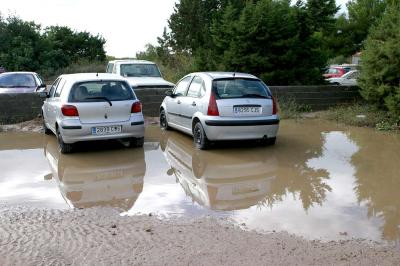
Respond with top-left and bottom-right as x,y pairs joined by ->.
69,81 -> 135,102
0,73 -> 36,88
212,78 -> 271,99
120,64 -> 161,77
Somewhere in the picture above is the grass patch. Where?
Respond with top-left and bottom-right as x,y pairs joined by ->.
277,98 -> 312,119
319,103 -> 399,131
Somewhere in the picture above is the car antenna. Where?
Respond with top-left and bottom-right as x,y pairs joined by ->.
233,72 -> 236,77
96,73 -> 98,77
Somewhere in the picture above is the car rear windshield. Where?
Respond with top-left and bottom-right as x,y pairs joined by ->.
120,64 -> 161,77
69,81 -> 135,102
212,78 -> 271,99
0,73 -> 36,88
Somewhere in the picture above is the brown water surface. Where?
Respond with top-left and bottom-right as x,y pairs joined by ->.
0,120 -> 399,243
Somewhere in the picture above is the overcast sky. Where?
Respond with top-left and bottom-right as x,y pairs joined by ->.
1,0 -> 349,58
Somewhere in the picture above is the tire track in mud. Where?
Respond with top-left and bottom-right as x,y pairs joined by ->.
0,206 -> 399,266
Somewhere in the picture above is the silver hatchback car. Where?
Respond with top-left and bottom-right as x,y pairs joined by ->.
160,72 -> 279,149
41,73 -> 145,153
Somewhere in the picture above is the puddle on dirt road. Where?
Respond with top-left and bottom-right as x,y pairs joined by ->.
1,120 -> 399,243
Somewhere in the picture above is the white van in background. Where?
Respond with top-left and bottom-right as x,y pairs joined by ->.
106,60 -> 174,89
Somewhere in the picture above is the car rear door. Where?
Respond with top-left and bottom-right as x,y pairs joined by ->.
180,76 -> 206,130
213,78 -> 274,118
165,76 -> 192,126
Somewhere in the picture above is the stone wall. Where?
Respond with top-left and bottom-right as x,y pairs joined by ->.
0,86 -> 361,124
0,93 -> 44,124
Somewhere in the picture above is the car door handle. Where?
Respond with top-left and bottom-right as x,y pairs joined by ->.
177,100 -> 181,104
191,102 -> 197,106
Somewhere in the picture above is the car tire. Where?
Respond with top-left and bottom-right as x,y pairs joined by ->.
193,122 -> 210,150
42,115 -> 52,135
56,127 -> 73,154
129,137 -> 144,148
160,109 -> 170,130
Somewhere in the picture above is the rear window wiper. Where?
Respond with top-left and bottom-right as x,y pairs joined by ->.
241,94 -> 270,99
84,96 -> 113,106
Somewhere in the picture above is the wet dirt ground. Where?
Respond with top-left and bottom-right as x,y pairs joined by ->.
1,119 -> 400,244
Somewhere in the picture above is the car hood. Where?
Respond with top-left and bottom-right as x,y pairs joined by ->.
0,87 -> 36,93
126,77 -> 174,88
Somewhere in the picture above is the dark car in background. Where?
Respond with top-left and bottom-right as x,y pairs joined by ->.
0,72 -> 46,93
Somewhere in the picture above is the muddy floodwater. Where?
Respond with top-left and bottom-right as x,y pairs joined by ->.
1,120 -> 399,243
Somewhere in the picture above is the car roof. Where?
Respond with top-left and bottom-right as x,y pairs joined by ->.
0,71 -> 37,75
108,59 -> 156,65
59,73 -> 127,83
193,72 -> 259,80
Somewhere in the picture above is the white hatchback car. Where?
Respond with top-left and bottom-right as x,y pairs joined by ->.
41,73 -> 145,153
160,72 -> 279,149
326,70 -> 359,86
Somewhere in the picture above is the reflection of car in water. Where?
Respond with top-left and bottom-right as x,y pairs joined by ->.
44,137 -> 146,211
161,132 -> 276,210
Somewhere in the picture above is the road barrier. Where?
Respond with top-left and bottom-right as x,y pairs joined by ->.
0,86 -> 361,124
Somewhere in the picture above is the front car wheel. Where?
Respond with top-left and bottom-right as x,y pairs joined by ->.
160,109 -> 170,130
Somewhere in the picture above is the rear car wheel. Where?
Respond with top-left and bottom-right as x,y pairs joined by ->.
56,127 -> 73,154
193,122 -> 210,150
160,109 -> 170,130
42,114 -> 52,135
129,137 -> 144,148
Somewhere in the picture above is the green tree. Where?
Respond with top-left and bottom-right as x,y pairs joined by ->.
347,0 -> 388,51
358,3 -> 400,118
0,16 -> 42,71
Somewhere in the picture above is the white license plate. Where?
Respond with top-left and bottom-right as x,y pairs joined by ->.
91,126 -> 122,135
233,106 -> 261,115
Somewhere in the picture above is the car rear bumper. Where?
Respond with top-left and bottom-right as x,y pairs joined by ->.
59,114 -> 145,144
202,116 -> 279,141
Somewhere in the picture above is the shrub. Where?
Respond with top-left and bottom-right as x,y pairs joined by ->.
358,3 -> 400,119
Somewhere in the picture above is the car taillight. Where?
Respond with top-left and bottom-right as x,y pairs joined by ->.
61,105 -> 79,116
207,93 -> 219,116
272,97 -> 278,115
131,101 -> 142,113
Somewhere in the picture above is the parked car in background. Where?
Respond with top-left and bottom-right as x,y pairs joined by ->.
323,67 -> 347,78
0,72 -> 46,93
106,59 -> 174,89
160,72 -> 279,150
326,70 -> 359,86
40,73 -> 145,153
0,66 -> 6,74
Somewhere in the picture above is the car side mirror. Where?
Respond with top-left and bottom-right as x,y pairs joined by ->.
39,91 -> 48,98
165,89 -> 174,97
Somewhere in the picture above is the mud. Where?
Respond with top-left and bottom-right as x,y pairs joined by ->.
0,206 -> 399,266
1,119 -> 400,245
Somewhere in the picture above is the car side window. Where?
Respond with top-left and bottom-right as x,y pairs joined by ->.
49,78 -> 60,98
187,76 -> 205,98
106,63 -> 114,73
35,74 -> 44,85
54,79 -> 66,97
174,76 -> 192,96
